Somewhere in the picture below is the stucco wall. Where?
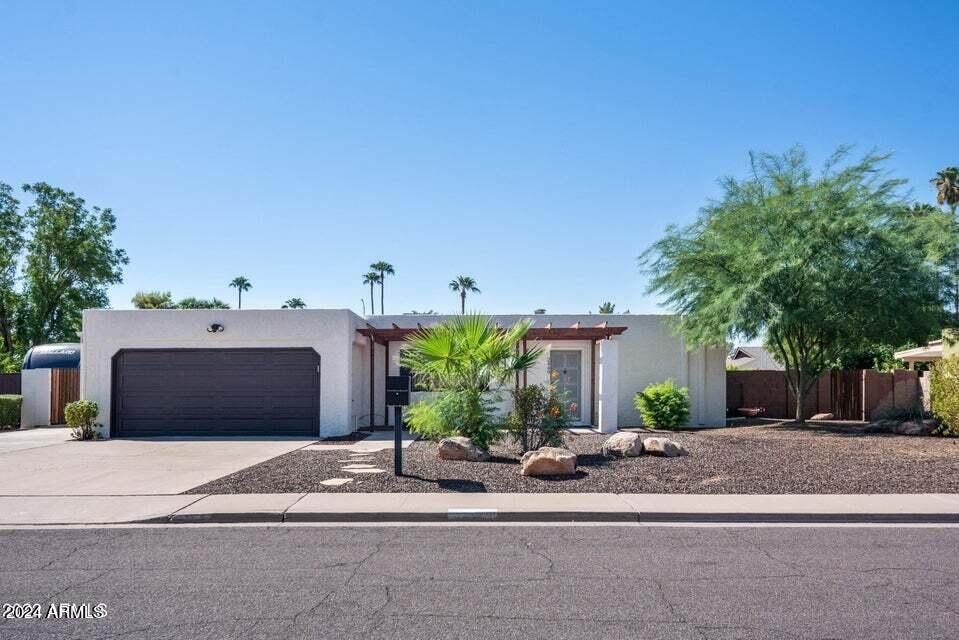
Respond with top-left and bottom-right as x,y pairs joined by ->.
367,314 -> 727,427
82,310 -> 727,437
20,368 -> 51,428
81,309 -> 356,437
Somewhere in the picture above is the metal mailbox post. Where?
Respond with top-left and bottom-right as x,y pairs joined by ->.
386,374 -> 411,475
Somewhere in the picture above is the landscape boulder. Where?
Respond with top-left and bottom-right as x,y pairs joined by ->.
438,437 -> 490,462
602,432 -> 644,457
810,413 -> 834,421
892,419 -> 937,436
642,437 -> 687,457
865,418 -> 938,436
521,447 -> 577,476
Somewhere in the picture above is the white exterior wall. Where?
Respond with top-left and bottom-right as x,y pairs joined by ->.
81,309 -> 357,438
20,368 -> 51,428
368,314 -> 727,428
80,310 -> 727,438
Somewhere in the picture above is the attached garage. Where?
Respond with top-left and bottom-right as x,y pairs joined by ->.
111,348 -> 320,437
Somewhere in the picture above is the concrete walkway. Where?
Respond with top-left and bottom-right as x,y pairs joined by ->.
3,493 -> 959,525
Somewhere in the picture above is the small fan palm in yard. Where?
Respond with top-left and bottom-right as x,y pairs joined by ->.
401,314 -> 542,450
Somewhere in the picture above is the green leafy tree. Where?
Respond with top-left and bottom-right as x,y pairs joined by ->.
282,297 -> 306,309
642,147 -> 948,423
228,276 -> 251,309
131,291 -> 175,309
369,261 -> 395,315
176,297 -> 230,309
19,183 -> 128,347
598,302 -> 615,314
449,275 -> 480,314
401,314 -> 542,450
0,183 -> 24,355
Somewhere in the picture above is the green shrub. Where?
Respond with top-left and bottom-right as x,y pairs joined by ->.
64,400 -> 100,440
930,357 -> 959,436
406,391 -> 501,451
0,394 -> 21,429
635,379 -> 690,430
505,384 -> 567,453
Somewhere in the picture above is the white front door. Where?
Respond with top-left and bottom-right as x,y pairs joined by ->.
549,350 -> 582,421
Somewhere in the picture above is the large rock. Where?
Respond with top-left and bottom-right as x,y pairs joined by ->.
642,437 -> 687,457
810,413 -> 834,421
865,418 -> 938,436
521,447 -> 577,476
892,419 -> 937,436
865,419 -> 898,433
438,437 -> 490,461
602,432 -> 644,457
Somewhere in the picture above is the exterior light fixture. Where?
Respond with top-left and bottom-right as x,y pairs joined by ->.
207,323 -> 225,333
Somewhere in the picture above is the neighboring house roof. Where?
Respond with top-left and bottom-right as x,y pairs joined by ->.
894,339 -> 943,363
726,346 -> 785,371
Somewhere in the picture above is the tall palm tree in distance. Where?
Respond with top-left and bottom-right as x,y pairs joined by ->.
362,271 -> 381,315
282,298 -> 306,309
932,167 -> 959,214
369,261 -> 395,315
449,275 -> 480,314
598,302 -> 616,313
931,168 -> 959,320
229,276 -> 251,309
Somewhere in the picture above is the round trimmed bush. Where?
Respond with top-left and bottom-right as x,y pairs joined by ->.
635,379 -> 690,430
64,400 -> 100,440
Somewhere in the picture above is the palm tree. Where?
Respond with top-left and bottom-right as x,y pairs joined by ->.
932,167 -> 959,214
362,271 -> 381,315
931,170 -> 959,321
370,261 -> 395,315
282,298 -> 306,309
449,275 -> 480,314
228,276 -> 251,309
598,302 -> 615,314
401,314 -> 542,450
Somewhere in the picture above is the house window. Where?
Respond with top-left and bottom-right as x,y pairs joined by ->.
398,356 -> 430,392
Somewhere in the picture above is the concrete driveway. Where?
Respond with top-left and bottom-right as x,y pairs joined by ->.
0,426 -> 73,454
0,436 -> 315,495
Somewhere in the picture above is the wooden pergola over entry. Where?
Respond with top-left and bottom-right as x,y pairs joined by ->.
358,322 -> 628,428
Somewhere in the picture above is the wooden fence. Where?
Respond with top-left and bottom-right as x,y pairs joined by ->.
49,368 -> 80,425
0,372 -> 21,395
726,369 -> 921,421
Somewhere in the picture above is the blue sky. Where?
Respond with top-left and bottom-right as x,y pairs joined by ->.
1,1 -> 956,315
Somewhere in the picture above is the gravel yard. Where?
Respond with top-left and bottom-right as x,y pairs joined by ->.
186,423 -> 959,495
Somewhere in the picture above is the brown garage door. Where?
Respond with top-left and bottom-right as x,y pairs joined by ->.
112,348 -> 320,437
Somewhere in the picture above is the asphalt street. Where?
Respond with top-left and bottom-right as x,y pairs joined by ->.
1,524 -> 957,639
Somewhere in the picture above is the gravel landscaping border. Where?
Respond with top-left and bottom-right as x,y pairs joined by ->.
186,422 -> 959,495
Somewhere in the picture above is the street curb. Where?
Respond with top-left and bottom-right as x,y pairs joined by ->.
154,511 -> 959,525
639,512 -> 959,524
281,511 -> 640,524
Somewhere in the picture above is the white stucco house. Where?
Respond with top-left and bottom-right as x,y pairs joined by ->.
79,309 -> 726,438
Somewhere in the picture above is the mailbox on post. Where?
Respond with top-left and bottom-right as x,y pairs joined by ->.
386,375 -> 410,407
386,373 -> 411,475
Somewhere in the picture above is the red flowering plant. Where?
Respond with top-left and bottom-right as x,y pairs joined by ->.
505,370 -> 574,453
542,370 -> 575,434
